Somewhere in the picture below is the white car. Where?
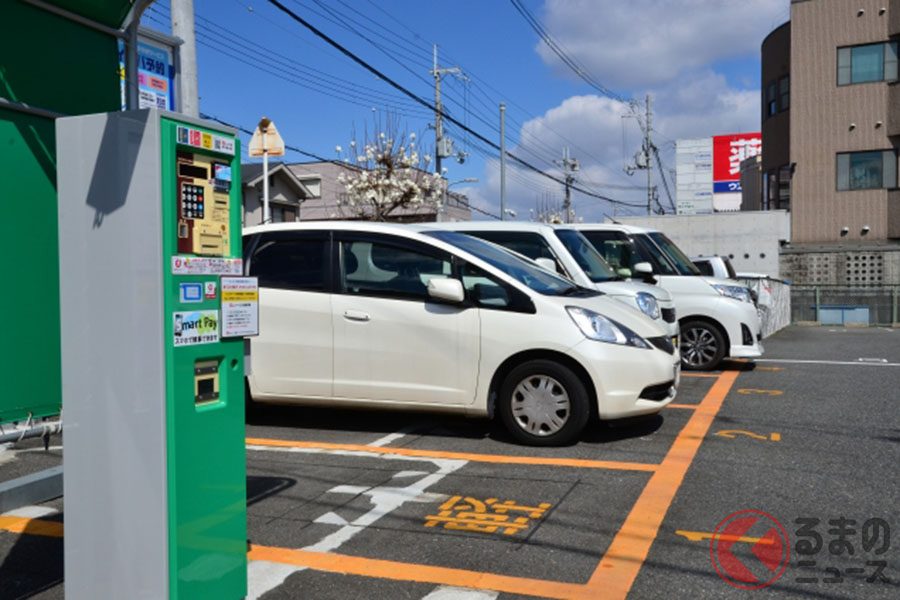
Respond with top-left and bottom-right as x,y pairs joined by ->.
575,223 -> 763,370
418,222 -> 679,343
243,222 -> 680,446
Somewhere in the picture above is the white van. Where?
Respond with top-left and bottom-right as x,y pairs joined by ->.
243,222 -> 680,446
419,222 -> 679,342
575,224 -> 763,370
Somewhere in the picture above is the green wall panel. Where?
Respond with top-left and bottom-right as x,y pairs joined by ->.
0,2 -> 122,424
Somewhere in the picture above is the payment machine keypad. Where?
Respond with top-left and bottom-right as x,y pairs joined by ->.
181,184 -> 205,219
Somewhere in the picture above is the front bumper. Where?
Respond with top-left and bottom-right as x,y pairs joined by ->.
571,338 -> 679,420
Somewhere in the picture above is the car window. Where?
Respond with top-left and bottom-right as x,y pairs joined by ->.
693,259 -> 714,277
461,263 -> 511,308
249,234 -> 329,291
581,230 -> 679,276
646,232 -> 702,275
553,229 -> 618,282
460,231 -> 566,274
340,240 -> 452,301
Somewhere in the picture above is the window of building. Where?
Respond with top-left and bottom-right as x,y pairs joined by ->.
837,42 -> 899,85
778,75 -> 789,111
777,164 -> 792,210
836,150 -> 898,190
766,82 -> 777,117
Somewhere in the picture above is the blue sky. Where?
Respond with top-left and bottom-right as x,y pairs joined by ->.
142,0 -> 790,221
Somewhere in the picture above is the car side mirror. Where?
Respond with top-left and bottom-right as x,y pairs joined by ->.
632,262 -> 656,284
534,257 -> 558,273
427,277 -> 465,303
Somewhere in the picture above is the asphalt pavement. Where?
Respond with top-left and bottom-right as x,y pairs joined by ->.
1,326 -> 898,599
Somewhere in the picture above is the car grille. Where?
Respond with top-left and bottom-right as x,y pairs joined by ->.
661,307 -> 676,323
647,335 -> 675,355
640,381 -> 674,401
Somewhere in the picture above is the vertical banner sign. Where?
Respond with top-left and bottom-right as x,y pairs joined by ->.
119,38 -> 176,110
712,133 -> 761,211
221,277 -> 259,337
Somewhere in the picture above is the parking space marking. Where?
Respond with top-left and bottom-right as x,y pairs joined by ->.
247,544 -> 585,599
0,515 -> 63,538
666,403 -> 698,410
715,430 -> 781,442
421,586 -> 498,599
737,388 -> 783,395
681,373 -> 721,378
246,439 -> 660,472
675,530 -> 775,545
583,370 -> 740,599
755,358 -> 900,367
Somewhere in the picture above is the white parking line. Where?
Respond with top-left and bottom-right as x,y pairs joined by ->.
421,586 -> 499,599
1,505 -> 59,519
246,442 -> 467,599
368,425 -> 419,447
754,358 -> 900,367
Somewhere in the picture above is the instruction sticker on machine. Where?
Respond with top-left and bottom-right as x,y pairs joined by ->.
221,277 -> 259,337
173,310 -> 220,346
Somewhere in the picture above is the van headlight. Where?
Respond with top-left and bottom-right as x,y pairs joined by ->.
635,292 -> 660,319
713,284 -> 753,304
566,306 -> 651,349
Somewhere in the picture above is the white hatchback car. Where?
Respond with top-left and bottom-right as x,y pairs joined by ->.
243,222 -> 680,446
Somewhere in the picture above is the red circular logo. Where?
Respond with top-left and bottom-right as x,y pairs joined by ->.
710,510 -> 790,589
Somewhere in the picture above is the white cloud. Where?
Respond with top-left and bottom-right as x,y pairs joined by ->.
536,0 -> 789,88
470,70 -> 760,221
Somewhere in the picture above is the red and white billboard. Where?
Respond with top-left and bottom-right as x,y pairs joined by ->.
712,133 -> 761,193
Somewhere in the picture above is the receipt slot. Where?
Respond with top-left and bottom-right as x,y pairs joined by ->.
57,109 -> 253,600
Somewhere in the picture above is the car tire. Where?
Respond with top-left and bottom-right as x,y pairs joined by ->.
498,360 -> 590,446
680,320 -> 726,371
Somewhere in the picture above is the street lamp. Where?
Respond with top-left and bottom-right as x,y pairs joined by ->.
439,178 -> 478,222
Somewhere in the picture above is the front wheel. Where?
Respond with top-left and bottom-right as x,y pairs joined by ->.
679,320 -> 726,371
498,360 -> 590,446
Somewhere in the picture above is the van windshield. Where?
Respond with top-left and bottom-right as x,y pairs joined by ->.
553,229 -> 619,283
424,231 -> 591,296
645,232 -> 702,275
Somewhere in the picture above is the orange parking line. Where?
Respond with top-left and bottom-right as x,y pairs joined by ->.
248,544 -> 584,599
681,372 -> 721,378
246,438 -> 659,472
582,370 -> 739,599
666,403 -> 698,410
0,516 -> 63,538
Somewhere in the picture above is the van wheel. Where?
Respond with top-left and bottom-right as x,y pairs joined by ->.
680,320 -> 726,371
498,360 -> 589,446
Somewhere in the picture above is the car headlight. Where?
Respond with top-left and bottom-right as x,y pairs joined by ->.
635,292 -> 660,320
566,306 -> 651,349
713,284 -> 753,304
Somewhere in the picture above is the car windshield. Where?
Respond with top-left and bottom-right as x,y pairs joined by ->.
553,229 -> 619,283
646,232 -> 702,275
424,231 -> 583,296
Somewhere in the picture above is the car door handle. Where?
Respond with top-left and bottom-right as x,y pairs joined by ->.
343,310 -> 371,322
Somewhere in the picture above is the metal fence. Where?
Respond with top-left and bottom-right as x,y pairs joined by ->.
737,276 -> 792,337
791,285 -> 900,326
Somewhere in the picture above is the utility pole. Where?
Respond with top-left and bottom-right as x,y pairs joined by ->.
500,102 -> 507,220
171,0 -> 199,117
644,94 -> 652,215
430,45 -> 463,176
554,147 -> 579,223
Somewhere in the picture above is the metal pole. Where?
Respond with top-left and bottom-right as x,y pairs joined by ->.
646,94 -> 652,215
815,286 -> 821,323
500,102 -> 506,220
433,45 -> 442,176
262,130 -> 270,224
563,147 -> 571,224
171,0 -> 199,117
893,286 -> 898,325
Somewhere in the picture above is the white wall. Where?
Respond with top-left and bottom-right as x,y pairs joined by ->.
611,210 -> 790,278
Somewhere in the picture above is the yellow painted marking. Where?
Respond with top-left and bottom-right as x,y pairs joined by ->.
716,430 -> 781,442
583,370 -> 740,599
666,403 -> 698,410
246,438 -> 659,473
676,530 -> 775,545
755,366 -> 785,371
737,388 -> 784,396
424,496 -> 551,536
681,372 -> 721,378
0,516 -> 63,538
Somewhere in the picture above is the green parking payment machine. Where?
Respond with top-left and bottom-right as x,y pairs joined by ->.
57,109 -> 254,599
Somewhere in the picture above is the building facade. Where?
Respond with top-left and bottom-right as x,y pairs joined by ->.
764,0 -> 900,245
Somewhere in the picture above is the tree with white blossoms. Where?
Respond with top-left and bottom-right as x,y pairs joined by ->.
335,123 -> 445,221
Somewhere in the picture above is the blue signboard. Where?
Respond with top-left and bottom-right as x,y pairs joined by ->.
713,180 -> 742,193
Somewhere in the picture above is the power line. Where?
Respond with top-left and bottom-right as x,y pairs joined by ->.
264,0 -> 643,208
